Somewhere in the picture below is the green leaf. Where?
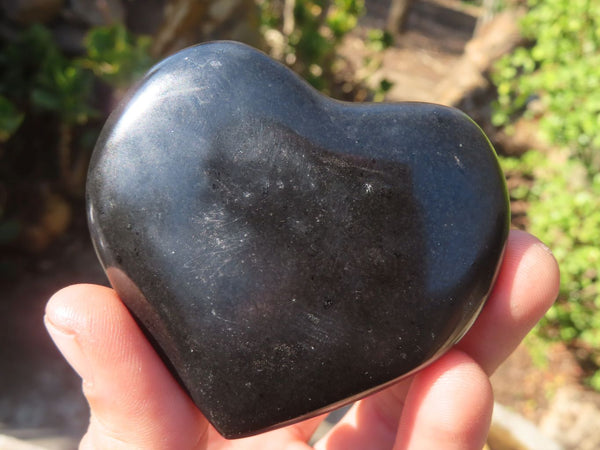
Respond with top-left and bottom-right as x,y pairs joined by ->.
0,96 -> 24,142
81,24 -> 153,88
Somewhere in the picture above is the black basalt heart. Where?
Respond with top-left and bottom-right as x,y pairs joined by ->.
86,41 -> 509,438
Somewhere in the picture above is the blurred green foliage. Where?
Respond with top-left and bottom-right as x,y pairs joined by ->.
80,25 -> 153,88
493,0 -> 600,389
364,29 -> 394,101
4,25 -> 96,125
0,25 -> 94,131
258,0 -> 393,98
493,0 -> 600,170
258,0 -> 365,93
0,24 -> 152,128
0,23 -> 152,248
500,152 -> 600,389
0,96 -> 23,142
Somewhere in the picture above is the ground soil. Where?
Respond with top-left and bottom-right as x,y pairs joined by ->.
348,0 -> 481,102
0,211 -> 106,447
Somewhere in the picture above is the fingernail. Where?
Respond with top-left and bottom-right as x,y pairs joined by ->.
44,316 -> 94,385
536,241 -> 554,256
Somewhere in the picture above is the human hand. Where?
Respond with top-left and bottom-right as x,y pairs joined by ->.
44,230 -> 559,449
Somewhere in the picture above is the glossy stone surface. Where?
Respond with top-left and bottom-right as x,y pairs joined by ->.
86,41 -> 509,439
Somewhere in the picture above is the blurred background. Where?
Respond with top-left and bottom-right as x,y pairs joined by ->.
1,0 -> 599,448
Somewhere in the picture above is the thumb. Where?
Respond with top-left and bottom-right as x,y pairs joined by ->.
44,284 -> 208,449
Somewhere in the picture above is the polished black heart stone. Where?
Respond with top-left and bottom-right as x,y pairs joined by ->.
86,41 -> 509,438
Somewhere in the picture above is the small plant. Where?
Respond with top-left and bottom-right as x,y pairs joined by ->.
493,0 -> 600,389
0,23 -> 153,254
364,28 -> 394,101
493,0 -> 600,172
0,23 -> 152,134
0,96 -> 23,142
80,25 -> 153,88
258,0 -> 365,94
0,25 -> 95,125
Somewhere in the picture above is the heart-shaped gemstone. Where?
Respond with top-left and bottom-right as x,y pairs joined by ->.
86,41 -> 509,438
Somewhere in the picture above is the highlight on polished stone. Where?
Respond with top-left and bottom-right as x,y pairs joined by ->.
86,41 -> 510,439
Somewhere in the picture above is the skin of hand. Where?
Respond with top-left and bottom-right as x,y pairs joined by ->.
44,230 -> 559,450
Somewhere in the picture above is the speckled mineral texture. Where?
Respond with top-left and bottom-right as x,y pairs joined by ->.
86,41 -> 509,438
